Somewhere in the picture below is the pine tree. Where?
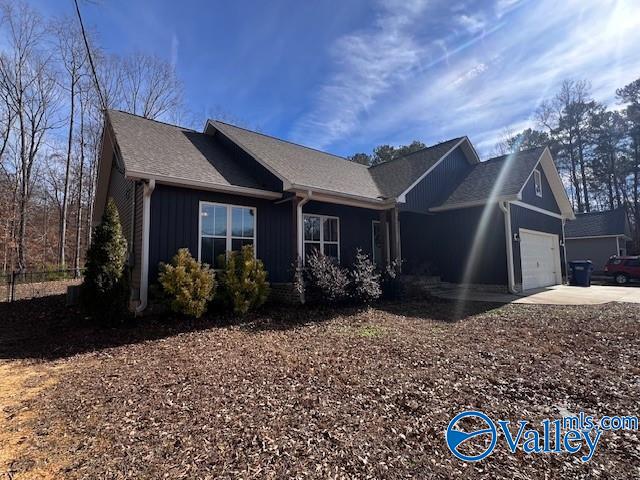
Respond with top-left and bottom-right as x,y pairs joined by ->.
81,198 -> 128,316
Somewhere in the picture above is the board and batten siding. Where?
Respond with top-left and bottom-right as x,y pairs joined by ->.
303,201 -> 380,266
520,165 -> 561,213
401,146 -> 473,214
510,203 -> 564,287
401,205 -> 508,285
148,184 -> 293,284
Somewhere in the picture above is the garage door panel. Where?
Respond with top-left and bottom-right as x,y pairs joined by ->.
520,229 -> 560,290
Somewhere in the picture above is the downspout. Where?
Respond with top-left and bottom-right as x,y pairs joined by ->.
499,201 -> 517,294
562,218 -> 569,284
135,178 -> 155,314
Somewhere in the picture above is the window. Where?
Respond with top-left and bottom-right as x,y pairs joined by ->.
372,221 -> 383,265
303,214 -> 339,261
625,259 -> 640,267
534,170 -> 543,197
199,202 -> 256,268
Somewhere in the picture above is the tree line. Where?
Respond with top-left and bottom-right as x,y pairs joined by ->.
0,1 -> 184,274
495,78 -> 640,251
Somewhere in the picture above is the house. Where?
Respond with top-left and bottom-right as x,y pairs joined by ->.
565,208 -> 631,272
93,110 -> 575,311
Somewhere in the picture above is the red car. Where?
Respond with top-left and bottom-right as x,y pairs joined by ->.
604,256 -> 640,285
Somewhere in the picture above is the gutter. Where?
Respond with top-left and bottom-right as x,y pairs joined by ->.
135,178 -> 155,314
499,201 -> 517,294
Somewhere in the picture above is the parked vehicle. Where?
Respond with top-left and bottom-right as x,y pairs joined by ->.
604,256 -> 640,285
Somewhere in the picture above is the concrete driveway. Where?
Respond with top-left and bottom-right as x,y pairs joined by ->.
433,284 -> 640,305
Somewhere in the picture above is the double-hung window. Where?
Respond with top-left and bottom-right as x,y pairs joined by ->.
303,214 -> 339,261
199,202 -> 256,268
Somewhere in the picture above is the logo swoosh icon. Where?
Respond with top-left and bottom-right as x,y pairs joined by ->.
446,410 -> 497,462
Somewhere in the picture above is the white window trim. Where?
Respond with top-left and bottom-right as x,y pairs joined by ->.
534,170 -> 543,198
303,213 -> 340,262
198,201 -> 257,264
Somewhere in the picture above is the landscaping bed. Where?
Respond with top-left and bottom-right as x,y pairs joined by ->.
1,296 -> 639,479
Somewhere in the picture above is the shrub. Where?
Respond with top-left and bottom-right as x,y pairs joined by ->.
304,250 -> 350,303
158,248 -> 216,318
349,249 -> 381,304
219,245 -> 270,315
81,198 -> 129,318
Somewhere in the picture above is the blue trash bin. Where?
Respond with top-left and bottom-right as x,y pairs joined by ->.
569,260 -> 593,286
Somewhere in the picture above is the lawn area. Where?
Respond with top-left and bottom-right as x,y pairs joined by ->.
1,295 -> 639,479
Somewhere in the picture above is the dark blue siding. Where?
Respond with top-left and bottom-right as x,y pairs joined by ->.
304,201 -> 380,266
520,165 -> 561,213
149,184 -> 293,283
401,206 -> 508,284
510,204 -> 565,285
401,146 -> 473,214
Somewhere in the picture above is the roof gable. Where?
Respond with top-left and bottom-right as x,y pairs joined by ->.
432,147 -> 574,219
206,120 -> 384,201
107,110 -> 278,197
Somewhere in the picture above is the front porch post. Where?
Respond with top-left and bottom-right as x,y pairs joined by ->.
379,210 -> 390,265
389,207 -> 402,270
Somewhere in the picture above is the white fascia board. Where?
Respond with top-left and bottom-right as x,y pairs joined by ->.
397,137 -> 475,203
125,170 -> 282,200
510,200 -> 564,219
204,120 -> 292,189
429,195 -> 516,212
289,185 -> 395,210
565,234 -> 627,240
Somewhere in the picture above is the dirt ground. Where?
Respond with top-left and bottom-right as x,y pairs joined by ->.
0,295 -> 638,479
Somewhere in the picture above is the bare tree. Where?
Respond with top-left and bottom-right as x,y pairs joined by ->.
52,16 -> 87,268
121,52 -> 183,119
0,1 -> 59,272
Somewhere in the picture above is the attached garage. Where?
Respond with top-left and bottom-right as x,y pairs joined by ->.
519,228 -> 562,290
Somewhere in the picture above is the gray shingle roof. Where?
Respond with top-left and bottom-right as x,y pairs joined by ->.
209,120 -> 385,200
368,138 -> 464,198
437,147 -> 545,209
565,208 -> 628,237
108,110 -> 271,191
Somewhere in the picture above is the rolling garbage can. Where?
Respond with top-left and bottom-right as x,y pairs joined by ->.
569,260 -> 593,287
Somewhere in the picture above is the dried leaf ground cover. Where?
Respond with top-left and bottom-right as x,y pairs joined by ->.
1,296 -> 639,479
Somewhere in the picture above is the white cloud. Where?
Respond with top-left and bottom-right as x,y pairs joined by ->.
170,33 -> 179,70
456,14 -> 487,33
290,0 -> 429,149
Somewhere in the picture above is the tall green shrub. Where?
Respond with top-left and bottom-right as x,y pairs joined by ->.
219,245 -> 270,315
81,198 -> 129,317
158,248 -> 216,318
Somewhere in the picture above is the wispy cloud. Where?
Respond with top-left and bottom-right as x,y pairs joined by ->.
290,0 -> 429,149
170,33 -> 179,70
456,14 -> 487,34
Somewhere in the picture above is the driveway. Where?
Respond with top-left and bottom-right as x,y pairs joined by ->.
433,284 -> 640,305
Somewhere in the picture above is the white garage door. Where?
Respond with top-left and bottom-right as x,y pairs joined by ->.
520,229 -> 561,291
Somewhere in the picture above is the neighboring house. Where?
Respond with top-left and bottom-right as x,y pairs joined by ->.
93,110 -> 575,311
565,208 -> 631,272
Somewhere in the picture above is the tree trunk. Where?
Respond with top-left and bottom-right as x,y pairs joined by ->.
568,137 -> 582,212
576,129 -> 590,212
73,98 -> 85,278
59,78 -> 76,269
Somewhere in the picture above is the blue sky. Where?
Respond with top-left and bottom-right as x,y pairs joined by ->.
35,0 -> 640,157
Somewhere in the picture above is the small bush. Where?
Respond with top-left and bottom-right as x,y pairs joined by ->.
379,258 -> 402,299
304,251 -> 350,303
349,249 -> 381,304
158,248 -> 216,318
81,198 -> 129,319
219,245 -> 270,315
